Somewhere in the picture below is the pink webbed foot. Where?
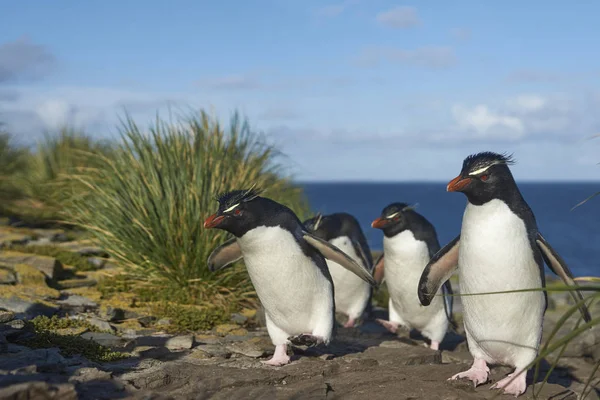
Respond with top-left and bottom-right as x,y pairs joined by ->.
261,344 -> 290,366
429,340 -> 440,351
449,358 -> 490,387
375,319 -> 398,334
490,370 -> 527,397
343,318 -> 356,328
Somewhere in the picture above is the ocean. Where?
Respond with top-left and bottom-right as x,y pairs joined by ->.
300,182 -> 600,278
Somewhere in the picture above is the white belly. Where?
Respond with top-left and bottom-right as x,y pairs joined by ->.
238,226 -> 333,337
383,231 -> 447,340
327,236 -> 371,319
459,199 -> 545,368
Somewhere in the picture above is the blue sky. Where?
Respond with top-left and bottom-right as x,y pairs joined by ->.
1,0 -> 600,181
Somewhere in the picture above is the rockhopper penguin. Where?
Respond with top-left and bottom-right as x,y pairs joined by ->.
303,212 -> 374,328
417,152 -> 591,397
204,188 -> 376,366
371,203 -> 455,350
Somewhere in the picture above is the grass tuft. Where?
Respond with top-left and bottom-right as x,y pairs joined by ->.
66,110 -> 308,306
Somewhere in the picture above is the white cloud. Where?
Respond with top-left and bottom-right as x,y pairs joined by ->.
452,104 -> 525,140
376,6 -> 420,29
356,46 -> 457,69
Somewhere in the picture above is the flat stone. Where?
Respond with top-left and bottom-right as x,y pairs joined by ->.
87,256 -> 106,269
214,323 -> 242,335
155,318 -> 171,326
0,251 -> 64,280
58,240 -> 108,257
58,278 -> 97,289
194,334 -> 222,345
6,319 -> 26,329
0,232 -> 31,247
0,382 -> 77,400
230,313 -> 248,324
0,347 -> 66,373
0,266 -> 16,284
87,317 -> 114,332
99,305 -> 125,322
68,367 -> 112,383
0,310 -> 15,323
192,344 -> 232,359
13,263 -> 47,285
226,339 -> 268,358
80,332 -> 132,350
132,345 -> 172,359
137,316 -> 156,327
165,334 -> 194,350
0,295 -> 59,318
57,294 -> 98,309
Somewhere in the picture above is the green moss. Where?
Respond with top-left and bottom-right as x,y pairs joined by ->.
372,285 -> 389,309
29,315 -> 97,332
149,302 -> 229,332
17,332 -> 127,362
9,244 -> 97,271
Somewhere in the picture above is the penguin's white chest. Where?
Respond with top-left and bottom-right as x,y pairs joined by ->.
237,226 -> 333,336
383,231 -> 447,335
459,199 -> 545,367
327,236 -> 371,319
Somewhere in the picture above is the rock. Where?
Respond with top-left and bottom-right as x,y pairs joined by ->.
14,263 -> 47,285
165,334 -> 194,350
0,332 -> 7,353
99,305 -> 125,322
57,278 -> 97,289
0,347 -> 66,372
240,308 -> 257,319
562,325 -> 600,360
6,318 -> 26,329
0,266 -> 16,284
87,317 -> 114,332
32,229 -> 68,242
155,318 -> 171,326
0,232 -> 31,247
57,294 -> 98,310
0,310 -> 15,322
137,316 -> 156,327
194,334 -> 222,345
230,313 -> 248,324
58,240 -> 108,257
0,251 -> 64,280
80,332 -> 132,350
191,344 -> 232,359
0,381 -> 77,400
132,346 -> 172,359
0,295 -> 59,318
68,367 -> 112,383
87,257 -> 106,268
226,338 -> 269,358
214,323 -> 241,335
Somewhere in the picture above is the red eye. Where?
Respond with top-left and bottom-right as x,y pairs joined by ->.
234,209 -> 241,216
480,174 -> 489,181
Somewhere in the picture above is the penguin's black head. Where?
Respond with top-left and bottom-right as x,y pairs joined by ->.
204,188 -> 265,237
303,213 -> 326,236
447,152 -> 517,205
371,202 -> 416,237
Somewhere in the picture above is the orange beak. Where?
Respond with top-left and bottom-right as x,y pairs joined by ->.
371,217 -> 388,229
204,213 -> 225,229
447,175 -> 471,192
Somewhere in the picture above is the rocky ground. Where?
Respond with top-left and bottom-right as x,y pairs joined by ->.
0,225 -> 598,399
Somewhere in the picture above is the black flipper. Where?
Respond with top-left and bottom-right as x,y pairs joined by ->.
352,238 -> 373,272
418,235 -> 460,306
207,237 -> 243,272
303,231 -> 376,286
536,233 -> 592,323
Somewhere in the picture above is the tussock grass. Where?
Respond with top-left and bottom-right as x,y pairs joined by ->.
2,128 -> 114,224
0,131 -> 30,216
66,110 -> 309,316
